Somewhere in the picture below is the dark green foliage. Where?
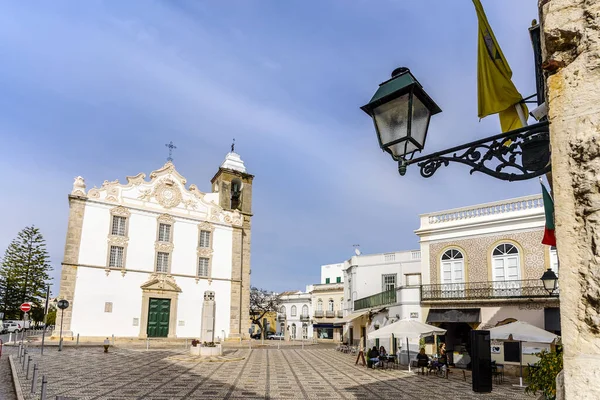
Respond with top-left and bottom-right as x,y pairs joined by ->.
0,226 -> 52,321
525,346 -> 563,400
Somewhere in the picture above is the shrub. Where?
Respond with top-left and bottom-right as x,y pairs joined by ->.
525,346 -> 563,400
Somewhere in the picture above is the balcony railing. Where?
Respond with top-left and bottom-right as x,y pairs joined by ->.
277,314 -> 286,321
325,310 -> 335,318
421,279 -> 559,301
314,310 -> 324,318
354,289 -> 397,311
300,314 -> 310,321
336,310 -> 344,318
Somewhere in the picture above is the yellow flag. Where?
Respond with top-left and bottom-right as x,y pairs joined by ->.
473,0 -> 527,132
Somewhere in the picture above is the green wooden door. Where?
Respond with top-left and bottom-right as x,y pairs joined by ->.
147,298 -> 170,337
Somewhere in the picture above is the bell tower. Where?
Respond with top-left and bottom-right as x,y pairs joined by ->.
211,146 -> 253,339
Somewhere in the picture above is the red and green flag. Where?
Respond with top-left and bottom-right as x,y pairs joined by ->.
541,182 -> 556,246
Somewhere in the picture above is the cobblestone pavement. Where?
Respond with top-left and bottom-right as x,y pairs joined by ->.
9,345 -> 537,399
1,346 -> 18,400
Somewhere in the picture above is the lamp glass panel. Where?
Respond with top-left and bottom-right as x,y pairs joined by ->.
373,93 -> 410,156
410,95 -> 432,150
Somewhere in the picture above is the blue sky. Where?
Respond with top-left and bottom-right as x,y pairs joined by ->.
0,0 -> 541,294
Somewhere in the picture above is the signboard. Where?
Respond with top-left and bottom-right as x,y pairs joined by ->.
20,303 -> 31,313
57,299 -> 70,310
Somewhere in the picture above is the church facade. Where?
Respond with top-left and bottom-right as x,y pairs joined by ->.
54,152 -> 253,340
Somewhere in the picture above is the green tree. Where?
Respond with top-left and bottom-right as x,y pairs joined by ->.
525,346 -> 563,400
0,226 -> 52,320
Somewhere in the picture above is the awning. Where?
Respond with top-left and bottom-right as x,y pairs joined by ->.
313,323 -> 338,328
339,310 -> 369,324
426,308 -> 481,324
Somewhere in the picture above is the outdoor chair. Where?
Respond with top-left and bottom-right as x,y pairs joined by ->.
491,361 -> 504,384
417,359 -> 429,375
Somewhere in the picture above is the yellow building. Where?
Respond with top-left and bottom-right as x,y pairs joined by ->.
249,311 -> 277,337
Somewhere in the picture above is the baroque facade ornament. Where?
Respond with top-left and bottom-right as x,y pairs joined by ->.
155,242 -> 174,252
198,221 -> 213,231
197,248 -> 214,257
157,213 -> 175,224
153,179 -> 182,209
141,272 -> 182,292
126,173 -> 146,186
108,235 -> 129,246
71,176 -> 87,196
138,189 -> 152,201
183,199 -> 198,210
111,206 -> 131,218
88,188 -> 100,199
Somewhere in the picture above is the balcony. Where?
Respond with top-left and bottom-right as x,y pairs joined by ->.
300,314 -> 310,321
277,314 -> 286,321
336,310 -> 344,318
421,279 -> 559,302
354,289 -> 397,311
314,310 -> 324,318
325,310 -> 335,318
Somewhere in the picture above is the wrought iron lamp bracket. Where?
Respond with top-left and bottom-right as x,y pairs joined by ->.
403,121 -> 551,181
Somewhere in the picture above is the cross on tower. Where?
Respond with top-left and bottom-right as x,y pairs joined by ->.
165,141 -> 177,162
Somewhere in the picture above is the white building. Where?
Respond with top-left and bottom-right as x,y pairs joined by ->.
320,263 -> 344,284
54,152 -> 254,340
416,194 -> 559,372
277,291 -> 312,340
341,250 -> 422,349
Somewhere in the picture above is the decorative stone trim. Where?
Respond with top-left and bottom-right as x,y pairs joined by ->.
153,179 -> 182,209
196,221 -> 214,281
154,214 -> 174,274
71,176 -> 87,196
105,206 -> 131,275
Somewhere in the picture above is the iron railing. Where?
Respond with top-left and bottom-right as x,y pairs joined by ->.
314,310 -> 324,318
354,289 -> 397,311
300,314 -> 310,321
336,310 -> 344,318
421,279 -> 559,301
325,310 -> 335,318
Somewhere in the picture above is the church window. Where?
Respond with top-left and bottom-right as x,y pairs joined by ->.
111,216 -> 127,236
198,257 -> 209,277
158,223 -> 171,242
199,230 -> 211,248
156,252 -> 169,273
291,306 -> 297,316
109,246 -> 124,268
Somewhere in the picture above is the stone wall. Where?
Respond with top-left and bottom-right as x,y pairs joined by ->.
540,0 -> 600,398
52,196 -> 86,338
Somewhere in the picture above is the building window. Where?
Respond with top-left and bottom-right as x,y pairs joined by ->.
291,323 -> 297,339
291,306 -> 297,316
382,274 -> 397,292
104,302 -> 113,313
109,246 -> 124,268
441,249 -> 464,284
302,305 -> 309,317
198,257 -> 209,277
111,216 -> 127,236
336,276 -> 341,283
199,230 -> 211,248
158,223 -> 171,242
325,278 -> 330,284
302,323 -> 308,339
317,300 -> 323,311
405,273 -> 422,286
280,306 -> 286,314
492,244 -> 520,282
328,299 -> 334,311
550,246 -> 559,275
156,252 -> 169,273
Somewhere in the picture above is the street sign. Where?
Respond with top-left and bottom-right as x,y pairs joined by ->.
20,303 -> 31,313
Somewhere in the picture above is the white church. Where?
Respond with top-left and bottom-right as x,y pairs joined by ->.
54,150 -> 253,340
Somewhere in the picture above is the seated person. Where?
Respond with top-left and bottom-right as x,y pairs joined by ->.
367,346 -> 380,368
416,348 -> 429,373
377,346 -> 388,367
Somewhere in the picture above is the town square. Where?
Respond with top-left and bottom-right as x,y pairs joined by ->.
1,0 -> 599,399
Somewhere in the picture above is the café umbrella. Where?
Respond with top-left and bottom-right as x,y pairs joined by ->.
488,321 -> 558,387
367,319 -> 447,371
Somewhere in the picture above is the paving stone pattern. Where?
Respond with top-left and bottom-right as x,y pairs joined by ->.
1,347 -> 18,400
11,346 -> 537,399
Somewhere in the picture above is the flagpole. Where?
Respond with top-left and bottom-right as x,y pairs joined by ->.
515,104 -> 528,127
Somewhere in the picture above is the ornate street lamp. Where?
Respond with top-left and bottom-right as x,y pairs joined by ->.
540,268 -> 559,294
361,67 -> 551,181
361,67 -> 442,165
